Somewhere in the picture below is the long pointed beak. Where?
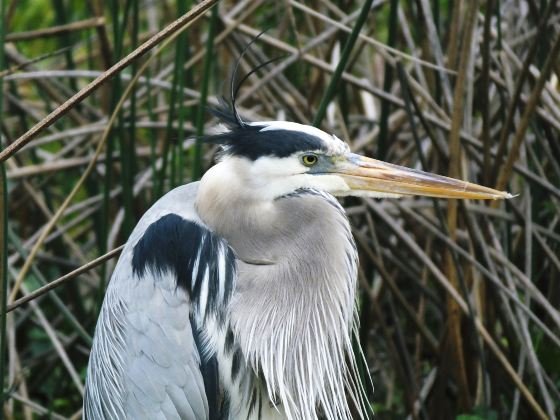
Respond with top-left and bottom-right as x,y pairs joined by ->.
336,154 -> 512,200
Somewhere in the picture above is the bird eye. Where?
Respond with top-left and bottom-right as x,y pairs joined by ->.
301,154 -> 318,167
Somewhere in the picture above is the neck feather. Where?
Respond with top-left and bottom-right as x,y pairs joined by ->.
197,180 -> 368,420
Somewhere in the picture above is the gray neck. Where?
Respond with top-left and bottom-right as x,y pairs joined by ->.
196,179 -> 355,287
196,182 -> 365,419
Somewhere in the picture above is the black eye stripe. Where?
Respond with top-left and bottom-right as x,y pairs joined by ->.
203,127 -> 329,160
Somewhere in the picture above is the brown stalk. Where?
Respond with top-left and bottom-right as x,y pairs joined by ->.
86,0 -> 113,70
234,22 -> 524,159
7,0 -> 217,303
6,146 -> 155,179
353,229 -> 439,354
5,17 -> 105,42
5,46 -> 91,126
369,200 -> 548,420
397,203 -> 560,341
7,245 -> 123,313
493,30 -> 560,199
443,0 -> 479,410
357,266 -> 418,416
445,0 -> 462,71
491,1 -> 556,184
0,0 -> 220,163
0,47 -> 73,78
481,0 -> 495,186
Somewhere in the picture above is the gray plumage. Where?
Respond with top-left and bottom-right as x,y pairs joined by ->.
84,116 -> 369,420
85,176 -> 365,419
85,111 -> 509,419
85,185 -> 215,419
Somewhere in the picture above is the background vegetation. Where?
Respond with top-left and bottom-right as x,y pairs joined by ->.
1,0 -> 559,418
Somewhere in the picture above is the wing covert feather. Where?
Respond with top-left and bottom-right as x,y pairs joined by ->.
85,184 -> 237,420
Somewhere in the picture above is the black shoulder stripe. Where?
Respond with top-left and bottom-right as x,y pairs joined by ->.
131,214 -> 236,319
190,315 -> 219,420
132,214 -> 199,291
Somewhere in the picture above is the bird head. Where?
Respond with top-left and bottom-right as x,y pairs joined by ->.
202,107 -> 512,202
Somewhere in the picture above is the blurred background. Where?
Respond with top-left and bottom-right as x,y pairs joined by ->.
1,0 -> 559,418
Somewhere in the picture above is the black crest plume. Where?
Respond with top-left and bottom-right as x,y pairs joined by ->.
215,29 -> 285,129
204,32 -> 322,160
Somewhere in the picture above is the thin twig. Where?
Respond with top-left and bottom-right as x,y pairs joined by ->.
5,17 -> 105,42
7,246 -> 123,313
0,0 -> 220,162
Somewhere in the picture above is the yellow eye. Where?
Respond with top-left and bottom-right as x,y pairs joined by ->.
302,154 -> 318,166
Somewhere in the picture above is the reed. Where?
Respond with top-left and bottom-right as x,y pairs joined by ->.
1,1 -> 559,418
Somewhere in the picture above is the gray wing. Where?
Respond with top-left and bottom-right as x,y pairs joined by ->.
124,266 -> 209,420
84,184 -> 236,420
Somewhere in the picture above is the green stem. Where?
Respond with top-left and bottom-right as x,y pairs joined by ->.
192,6 -> 218,180
312,0 -> 374,127
157,41 -> 181,196
146,68 -> 157,199
121,0 -> 140,237
0,164 -> 5,420
377,0 -> 399,160
7,228 -> 92,345
101,0 -> 135,288
174,0 -> 189,187
52,0 -> 79,95
117,0 -> 135,237
0,0 -> 7,413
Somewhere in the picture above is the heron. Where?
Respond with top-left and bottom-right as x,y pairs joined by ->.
83,101 -> 511,419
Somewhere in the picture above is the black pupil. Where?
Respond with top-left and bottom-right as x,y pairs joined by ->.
305,155 -> 316,164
